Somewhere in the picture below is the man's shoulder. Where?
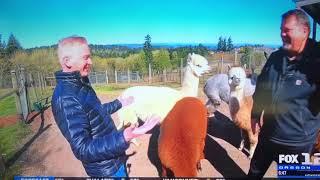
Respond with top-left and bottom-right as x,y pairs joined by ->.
269,48 -> 284,60
262,49 -> 284,68
52,86 -> 81,107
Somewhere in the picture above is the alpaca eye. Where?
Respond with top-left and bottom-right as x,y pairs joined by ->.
196,65 -> 201,67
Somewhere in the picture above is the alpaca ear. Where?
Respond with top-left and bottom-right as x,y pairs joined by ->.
187,53 -> 192,62
227,64 -> 231,71
243,64 -> 247,69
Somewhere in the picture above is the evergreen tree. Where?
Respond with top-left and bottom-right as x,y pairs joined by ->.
6,34 -> 22,57
221,38 -> 227,51
240,46 -> 253,68
0,34 -> 5,58
143,34 -> 153,66
227,36 -> 234,51
196,44 -> 208,56
217,36 -> 223,51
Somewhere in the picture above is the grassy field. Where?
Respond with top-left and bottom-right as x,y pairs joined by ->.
0,89 -> 14,97
93,82 -> 182,93
0,95 -> 17,117
0,87 -> 50,178
0,122 -> 32,179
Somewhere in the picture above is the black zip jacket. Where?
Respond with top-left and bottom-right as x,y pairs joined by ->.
252,39 -> 320,146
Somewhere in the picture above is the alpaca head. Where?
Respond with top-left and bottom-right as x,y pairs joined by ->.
187,53 -> 210,77
228,66 -> 246,90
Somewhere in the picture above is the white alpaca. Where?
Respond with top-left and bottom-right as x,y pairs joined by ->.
228,66 -> 258,159
116,53 -> 210,131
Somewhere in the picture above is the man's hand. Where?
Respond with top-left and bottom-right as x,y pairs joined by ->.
118,96 -> 134,107
123,115 -> 160,142
251,118 -> 262,135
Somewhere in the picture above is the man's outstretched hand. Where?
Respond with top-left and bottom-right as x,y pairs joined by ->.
123,115 -> 160,142
118,96 -> 134,107
251,118 -> 262,135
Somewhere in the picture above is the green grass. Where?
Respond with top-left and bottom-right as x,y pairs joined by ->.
93,85 -> 128,93
0,122 -> 32,179
0,89 -> 14,98
93,82 -> 182,94
2,164 -> 20,180
0,122 -> 31,162
0,95 -> 17,117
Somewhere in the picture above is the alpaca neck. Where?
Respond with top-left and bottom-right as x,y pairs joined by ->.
230,86 -> 245,103
181,65 -> 199,97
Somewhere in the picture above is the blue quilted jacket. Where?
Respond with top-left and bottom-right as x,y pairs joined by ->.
51,71 -> 129,176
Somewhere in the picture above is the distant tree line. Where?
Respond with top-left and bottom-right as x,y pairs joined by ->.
0,34 -> 24,87
217,36 -> 234,52
0,33 -> 267,85
0,33 -> 211,84
239,46 -> 266,71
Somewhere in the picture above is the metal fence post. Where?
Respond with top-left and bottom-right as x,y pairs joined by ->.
105,70 -> 109,84
127,68 -> 130,84
115,70 -> 118,84
234,50 -> 238,66
148,63 -> 152,84
220,54 -> 224,73
180,58 -> 183,85
163,69 -> 167,83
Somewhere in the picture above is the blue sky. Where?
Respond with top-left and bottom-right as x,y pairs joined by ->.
0,0 -> 311,48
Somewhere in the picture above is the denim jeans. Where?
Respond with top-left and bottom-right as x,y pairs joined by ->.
111,164 -> 127,177
247,138 -> 314,180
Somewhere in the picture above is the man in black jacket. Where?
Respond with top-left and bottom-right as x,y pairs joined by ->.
51,36 -> 160,177
248,9 -> 320,179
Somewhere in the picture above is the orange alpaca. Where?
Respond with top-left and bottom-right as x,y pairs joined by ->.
158,97 -> 207,177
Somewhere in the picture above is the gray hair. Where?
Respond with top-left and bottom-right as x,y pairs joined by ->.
57,36 -> 88,60
282,9 -> 310,30
58,36 -> 87,48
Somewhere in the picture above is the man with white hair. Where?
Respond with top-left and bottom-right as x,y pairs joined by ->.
248,9 -> 320,179
51,36 -> 159,177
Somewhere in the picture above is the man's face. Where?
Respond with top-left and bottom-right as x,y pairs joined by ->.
60,43 -> 92,77
281,15 -> 309,55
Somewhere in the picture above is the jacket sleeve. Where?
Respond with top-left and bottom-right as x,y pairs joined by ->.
55,96 -> 129,163
102,99 -> 122,115
251,55 -> 273,121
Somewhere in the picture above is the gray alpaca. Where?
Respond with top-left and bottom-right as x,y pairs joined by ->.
204,73 -> 257,116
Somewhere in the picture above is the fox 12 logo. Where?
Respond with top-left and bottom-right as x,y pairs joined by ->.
279,153 -> 320,164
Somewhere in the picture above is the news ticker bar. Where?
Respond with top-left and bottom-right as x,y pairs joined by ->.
278,164 -> 320,178
278,164 -> 320,170
13,177 -> 247,180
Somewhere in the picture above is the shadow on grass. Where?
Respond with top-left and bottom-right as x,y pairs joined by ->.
5,106 -> 52,168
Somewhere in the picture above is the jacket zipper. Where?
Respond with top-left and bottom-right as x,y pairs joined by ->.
272,57 -> 287,113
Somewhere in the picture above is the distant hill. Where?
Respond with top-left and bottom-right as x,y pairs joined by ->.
26,42 -> 280,51
93,43 -> 280,50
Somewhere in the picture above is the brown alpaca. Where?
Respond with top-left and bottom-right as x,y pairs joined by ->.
158,97 -> 207,177
229,96 -> 258,158
313,131 -> 320,153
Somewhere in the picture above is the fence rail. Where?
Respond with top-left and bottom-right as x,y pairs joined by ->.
0,90 -> 16,101
0,57 -> 265,123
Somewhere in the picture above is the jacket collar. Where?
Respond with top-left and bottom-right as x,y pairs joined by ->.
280,38 -> 317,60
55,70 -> 90,86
